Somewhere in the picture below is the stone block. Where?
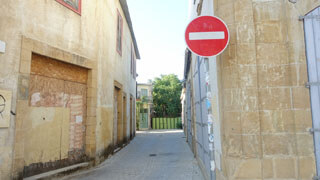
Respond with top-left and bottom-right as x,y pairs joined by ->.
87,87 -> 97,99
20,48 -> 32,62
241,111 -> 260,134
87,106 -> 97,117
236,23 -> 255,43
299,156 -> 316,179
256,43 -> 289,65
260,110 -> 295,133
17,75 -> 29,100
292,87 -> 311,109
253,0 -> 284,22
275,158 -> 297,178
262,134 -> 296,155
288,42 -> 306,64
87,97 -> 98,108
242,135 -> 261,158
286,19 -> 304,43
223,89 -> 241,111
257,66 -> 268,88
22,37 -> 34,51
234,0 -> 253,23
239,88 -> 258,112
226,135 -> 242,157
262,158 -> 273,178
50,47 -> 64,62
221,45 -> 236,67
290,64 -> 308,87
224,111 -> 241,135
296,134 -> 314,156
238,66 -> 258,88
216,2 -> 234,24
19,60 -> 31,74
258,88 -> 291,110
294,110 -> 312,132
222,67 -> 239,89
255,21 -> 286,43
265,65 -> 292,87
228,24 -> 237,45
234,159 -> 262,179
236,43 -> 256,65
13,143 -> 24,159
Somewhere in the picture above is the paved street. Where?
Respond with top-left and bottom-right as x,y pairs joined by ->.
63,130 -> 204,180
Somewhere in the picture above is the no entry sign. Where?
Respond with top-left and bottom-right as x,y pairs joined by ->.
185,16 -> 229,57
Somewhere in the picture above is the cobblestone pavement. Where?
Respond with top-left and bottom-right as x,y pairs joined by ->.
62,130 -> 204,180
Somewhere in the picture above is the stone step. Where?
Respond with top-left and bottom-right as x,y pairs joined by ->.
24,162 -> 89,180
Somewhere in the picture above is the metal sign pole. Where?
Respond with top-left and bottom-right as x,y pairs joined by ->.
201,1 -> 216,180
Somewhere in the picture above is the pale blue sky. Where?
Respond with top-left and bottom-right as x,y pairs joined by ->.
127,0 -> 189,83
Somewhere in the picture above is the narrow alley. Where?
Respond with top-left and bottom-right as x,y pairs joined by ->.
1,0 -> 320,179
63,130 -> 204,180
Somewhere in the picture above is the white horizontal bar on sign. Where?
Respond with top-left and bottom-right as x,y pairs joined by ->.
189,31 -> 225,40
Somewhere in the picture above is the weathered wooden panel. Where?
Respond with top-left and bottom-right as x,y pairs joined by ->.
29,75 -> 65,107
31,53 -> 88,84
25,54 -> 88,176
65,81 -> 87,150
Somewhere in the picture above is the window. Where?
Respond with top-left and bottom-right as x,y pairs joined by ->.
56,0 -> 82,15
116,11 -> 123,55
131,46 -> 137,79
141,89 -> 148,97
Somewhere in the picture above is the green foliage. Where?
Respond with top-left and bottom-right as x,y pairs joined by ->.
152,74 -> 182,117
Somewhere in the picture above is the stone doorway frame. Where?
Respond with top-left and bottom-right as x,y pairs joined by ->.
12,36 -> 97,178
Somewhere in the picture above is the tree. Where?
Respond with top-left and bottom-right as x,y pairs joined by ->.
152,74 -> 182,117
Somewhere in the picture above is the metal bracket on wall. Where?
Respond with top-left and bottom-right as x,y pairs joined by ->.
309,128 -> 320,134
299,15 -> 320,21
305,82 -> 320,88
313,176 -> 320,180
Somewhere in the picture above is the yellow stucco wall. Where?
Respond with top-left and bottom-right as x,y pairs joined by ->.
0,0 -> 137,179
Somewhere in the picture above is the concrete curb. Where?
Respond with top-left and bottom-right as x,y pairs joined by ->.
24,162 -> 89,180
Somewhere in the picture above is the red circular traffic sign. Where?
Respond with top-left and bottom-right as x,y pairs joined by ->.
185,16 -> 229,57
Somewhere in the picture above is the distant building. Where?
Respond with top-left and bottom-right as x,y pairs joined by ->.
0,0 -> 139,179
137,82 -> 153,130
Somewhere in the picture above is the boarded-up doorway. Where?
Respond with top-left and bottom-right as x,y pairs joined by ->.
23,53 -> 88,177
130,96 -> 133,139
113,87 -> 122,147
123,94 -> 127,142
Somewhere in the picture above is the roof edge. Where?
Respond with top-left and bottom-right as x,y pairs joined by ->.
119,0 -> 141,59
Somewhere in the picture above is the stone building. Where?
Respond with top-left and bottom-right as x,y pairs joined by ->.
136,82 -> 153,130
183,0 -> 320,179
0,0 -> 139,179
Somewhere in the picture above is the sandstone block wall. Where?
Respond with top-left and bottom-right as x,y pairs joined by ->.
213,0 -> 320,179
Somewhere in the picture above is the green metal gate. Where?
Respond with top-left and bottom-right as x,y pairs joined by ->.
152,117 -> 182,129
139,113 -> 148,129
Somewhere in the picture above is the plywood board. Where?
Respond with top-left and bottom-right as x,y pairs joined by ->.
0,89 -> 12,128
31,53 -> 88,84
29,75 -> 65,107
24,107 -> 70,165
65,81 -> 87,150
